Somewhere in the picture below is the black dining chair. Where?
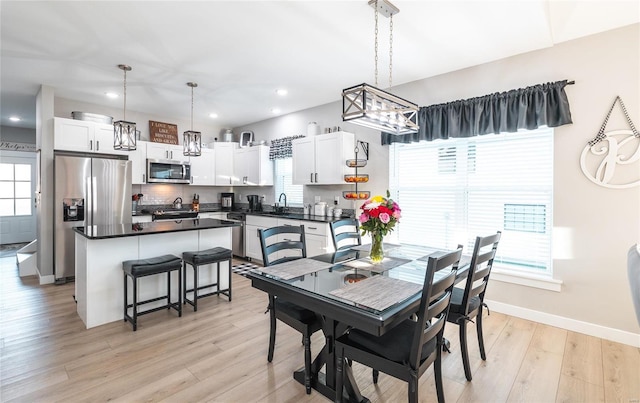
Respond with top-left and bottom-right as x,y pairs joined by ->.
446,231 -> 501,381
329,218 -> 362,251
335,247 -> 463,403
258,225 -> 323,394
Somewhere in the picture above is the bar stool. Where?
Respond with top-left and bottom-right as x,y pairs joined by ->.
182,247 -> 233,311
122,254 -> 183,331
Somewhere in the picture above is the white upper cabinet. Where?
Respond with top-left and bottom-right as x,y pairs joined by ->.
234,145 -> 273,186
54,117 -> 128,155
292,131 -> 355,185
146,142 -> 186,161
189,148 -> 215,186
129,141 -> 147,184
214,142 -> 238,186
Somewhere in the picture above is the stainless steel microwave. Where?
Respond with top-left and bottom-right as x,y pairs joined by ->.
146,159 -> 191,184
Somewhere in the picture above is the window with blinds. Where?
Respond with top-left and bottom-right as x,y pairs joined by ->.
389,128 -> 554,275
274,158 -> 303,206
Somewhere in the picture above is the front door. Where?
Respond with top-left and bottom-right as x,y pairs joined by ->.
0,151 -> 37,244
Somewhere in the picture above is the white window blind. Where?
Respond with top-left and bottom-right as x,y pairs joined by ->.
389,128 -> 553,275
274,158 -> 303,206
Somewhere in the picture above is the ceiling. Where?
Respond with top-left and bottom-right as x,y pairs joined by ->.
1,1 -> 638,130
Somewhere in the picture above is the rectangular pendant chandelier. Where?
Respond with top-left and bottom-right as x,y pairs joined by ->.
113,120 -> 137,151
342,83 -> 419,135
183,130 -> 202,157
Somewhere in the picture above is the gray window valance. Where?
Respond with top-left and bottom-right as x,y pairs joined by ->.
381,80 -> 573,145
269,135 -> 305,160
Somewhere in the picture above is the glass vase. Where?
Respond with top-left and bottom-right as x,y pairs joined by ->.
369,232 -> 384,263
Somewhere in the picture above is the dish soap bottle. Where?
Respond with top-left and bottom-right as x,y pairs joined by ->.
192,194 -> 200,212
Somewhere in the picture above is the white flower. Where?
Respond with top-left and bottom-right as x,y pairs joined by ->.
363,201 -> 381,210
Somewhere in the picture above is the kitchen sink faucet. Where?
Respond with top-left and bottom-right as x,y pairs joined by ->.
278,193 -> 287,212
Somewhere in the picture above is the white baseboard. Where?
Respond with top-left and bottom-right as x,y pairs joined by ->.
486,299 -> 640,348
38,271 -> 55,285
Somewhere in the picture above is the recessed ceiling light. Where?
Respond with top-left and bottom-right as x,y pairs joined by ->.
9,116 -> 21,122
105,92 -> 118,99
276,89 -> 288,96
271,108 -> 281,114
209,113 -> 218,119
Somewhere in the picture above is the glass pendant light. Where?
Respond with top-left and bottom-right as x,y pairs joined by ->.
113,64 -> 137,150
183,82 -> 202,157
342,0 -> 419,135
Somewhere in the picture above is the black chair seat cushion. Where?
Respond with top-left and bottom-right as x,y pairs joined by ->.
275,299 -> 318,324
448,287 -> 481,321
344,319 -> 436,364
123,254 -> 182,276
183,247 -> 232,265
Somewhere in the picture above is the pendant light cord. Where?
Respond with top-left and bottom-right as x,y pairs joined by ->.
389,14 -> 393,88
374,0 -> 378,87
190,85 -> 194,131
123,68 -> 127,121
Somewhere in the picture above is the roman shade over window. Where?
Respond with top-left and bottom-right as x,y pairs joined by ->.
382,80 -> 573,145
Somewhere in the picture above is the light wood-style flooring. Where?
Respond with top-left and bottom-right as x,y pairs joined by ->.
1,254 -> 638,402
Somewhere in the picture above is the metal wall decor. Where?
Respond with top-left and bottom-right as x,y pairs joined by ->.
580,96 -> 640,188
113,64 -> 137,151
341,0 -> 419,135
183,82 -> 202,156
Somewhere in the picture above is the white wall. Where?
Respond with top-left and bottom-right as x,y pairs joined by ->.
236,24 -> 640,341
1,125 -> 36,144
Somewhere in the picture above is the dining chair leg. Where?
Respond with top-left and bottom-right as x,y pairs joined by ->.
408,371 -> 419,403
434,345 -> 445,403
372,368 -> 379,384
459,319 -> 473,381
335,346 -> 344,403
267,295 -> 276,362
476,309 -> 487,360
303,333 -> 312,394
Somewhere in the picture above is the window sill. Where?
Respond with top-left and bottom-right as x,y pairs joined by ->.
491,268 -> 562,292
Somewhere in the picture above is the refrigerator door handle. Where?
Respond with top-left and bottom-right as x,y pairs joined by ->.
85,176 -> 92,226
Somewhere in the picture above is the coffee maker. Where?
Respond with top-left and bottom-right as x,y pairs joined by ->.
221,192 -> 234,211
247,194 -> 262,212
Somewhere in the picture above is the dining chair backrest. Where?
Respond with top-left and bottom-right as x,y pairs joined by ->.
408,247 -> 461,369
459,231 -> 501,317
258,225 -> 307,267
330,218 -> 362,251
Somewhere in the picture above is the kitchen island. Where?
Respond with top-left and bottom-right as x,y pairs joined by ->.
74,218 -> 240,329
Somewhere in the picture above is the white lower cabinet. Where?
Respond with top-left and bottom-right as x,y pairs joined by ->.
245,215 -> 333,262
245,215 -> 276,261
199,212 -> 227,219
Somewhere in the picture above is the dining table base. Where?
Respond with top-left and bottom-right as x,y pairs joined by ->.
293,364 -> 370,403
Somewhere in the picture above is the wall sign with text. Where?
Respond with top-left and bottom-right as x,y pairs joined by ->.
149,121 -> 178,145
580,97 -> 640,189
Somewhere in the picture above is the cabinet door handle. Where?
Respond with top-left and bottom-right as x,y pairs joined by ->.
96,140 -> 100,151
308,226 -> 317,230
89,140 -> 93,150
310,173 -> 313,183
315,173 -> 318,183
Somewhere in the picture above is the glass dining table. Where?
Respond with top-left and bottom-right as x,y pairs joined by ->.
246,244 -> 469,402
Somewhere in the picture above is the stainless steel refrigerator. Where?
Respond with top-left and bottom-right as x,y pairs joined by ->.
54,153 -> 132,282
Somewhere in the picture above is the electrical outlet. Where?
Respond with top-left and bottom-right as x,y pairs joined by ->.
314,196 -> 321,203
334,195 -> 340,204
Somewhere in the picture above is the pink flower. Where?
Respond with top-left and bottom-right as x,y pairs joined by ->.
379,212 -> 390,224
359,213 -> 369,224
392,210 -> 401,220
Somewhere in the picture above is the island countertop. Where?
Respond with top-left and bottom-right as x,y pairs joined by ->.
73,218 -> 240,240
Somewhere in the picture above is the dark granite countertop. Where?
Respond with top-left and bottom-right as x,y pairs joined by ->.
245,211 -> 352,223
73,218 -> 240,240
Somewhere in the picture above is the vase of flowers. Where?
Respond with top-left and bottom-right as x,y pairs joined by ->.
358,191 -> 401,263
